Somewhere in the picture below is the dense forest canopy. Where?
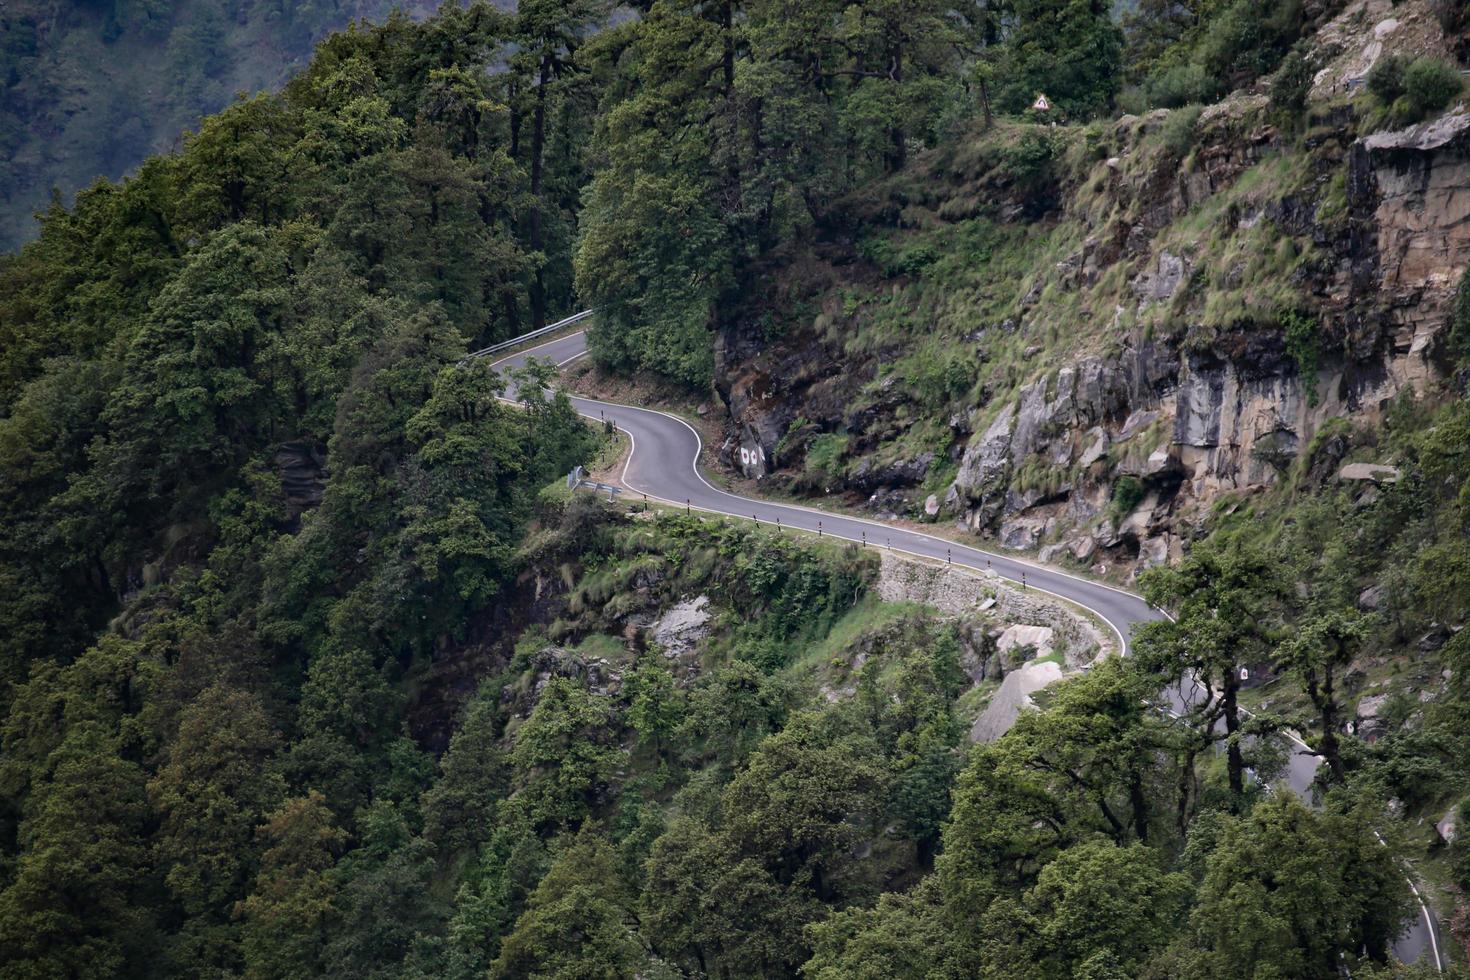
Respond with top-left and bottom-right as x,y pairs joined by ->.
575,0 -> 1129,386
2,0 -> 1470,978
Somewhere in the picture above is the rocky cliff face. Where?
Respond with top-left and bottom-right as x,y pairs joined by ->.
945,107 -> 1469,573
714,0 -> 1469,577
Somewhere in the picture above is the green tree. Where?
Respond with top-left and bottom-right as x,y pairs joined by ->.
510,677 -> 626,830
269,247 -> 382,438
507,357 -> 598,480
678,659 -> 796,767
576,159 -> 728,388
514,0 -> 609,329
423,683 -> 512,853
642,816 -> 816,977
1136,537 -> 1284,803
0,634 -> 157,816
322,812 -> 442,979
178,94 -> 296,230
1269,50 -> 1313,124
941,657 -> 1170,920
1274,608 -> 1372,785
625,653 -> 681,757
148,685 -> 285,923
939,737 -> 1061,917
1368,53 -> 1408,104
722,710 -> 887,900
1013,658 -> 1165,843
0,724 -> 159,978
1122,0 -> 1209,84
803,876 -> 957,980
827,0 -> 985,172
298,642 -> 401,747
62,222 -> 292,571
997,0 -> 1124,117
1006,839 -> 1189,977
574,1 -> 737,389
398,360 -> 528,636
0,360 -> 124,694
491,828 -> 650,979
1404,56 -> 1464,118
443,808 -> 551,977
1182,793 -> 1411,978
237,791 -> 347,980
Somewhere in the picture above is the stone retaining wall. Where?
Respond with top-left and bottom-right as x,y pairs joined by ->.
875,551 -> 1111,666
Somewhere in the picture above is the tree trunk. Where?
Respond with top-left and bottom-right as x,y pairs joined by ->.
721,0 -> 742,221
885,44 -> 906,172
1223,674 -> 1245,802
720,0 -> 735,92
528,52 -> 552,330
509,75 -> 522,160
501,291 -> 521,342
1312,666 -> 1347,784
1130,767 -> 1149,842
1177,744 -> 1199,836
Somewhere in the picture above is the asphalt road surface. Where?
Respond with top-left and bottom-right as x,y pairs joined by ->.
486,326 -> 1443,970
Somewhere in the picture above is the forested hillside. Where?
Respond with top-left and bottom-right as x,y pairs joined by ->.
4,0 -> 1470,978
0,0 -> 453,253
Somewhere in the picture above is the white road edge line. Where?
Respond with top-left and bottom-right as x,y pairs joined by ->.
528,332 -> 1151,605
1375,829 -> 1446,972
587,406 -> 1131,656
498,331 -> 1134,652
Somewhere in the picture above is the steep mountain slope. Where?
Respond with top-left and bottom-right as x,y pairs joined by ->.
715,0 -> 1467,576
4,0 -> 1470,976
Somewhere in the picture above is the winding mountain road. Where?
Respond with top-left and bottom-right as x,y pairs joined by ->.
492,329 -> 1157,650
484,321 -> 1443,970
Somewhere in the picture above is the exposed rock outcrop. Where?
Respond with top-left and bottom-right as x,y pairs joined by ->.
941,101 -> 1470,568
651,596 -> 712,661
996,624 -> 1055,659
711,2 -> 1469,577
971,660 -> 1065,743
273,440 -> 327,523
1338,462 -> 1402,482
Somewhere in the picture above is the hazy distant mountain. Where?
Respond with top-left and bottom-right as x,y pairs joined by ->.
0,1 -> 455,252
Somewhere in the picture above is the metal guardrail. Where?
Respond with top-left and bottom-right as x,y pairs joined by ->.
466,309 -> 596,360
575,479 -> 622,497
565,465 -> 621,497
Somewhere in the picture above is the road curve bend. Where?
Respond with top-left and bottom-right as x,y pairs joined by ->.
491,329 -> 1157,652
484,324 -> 1442,971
